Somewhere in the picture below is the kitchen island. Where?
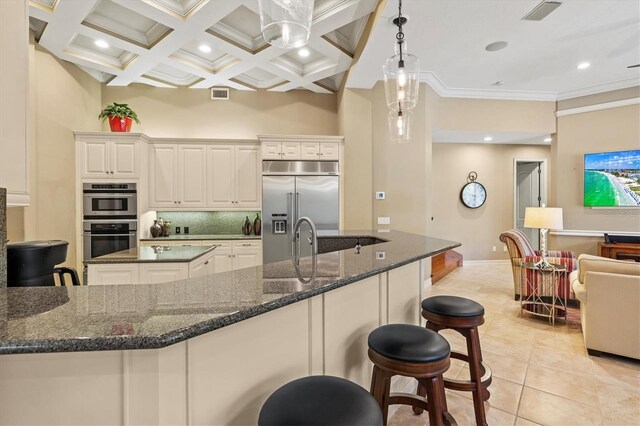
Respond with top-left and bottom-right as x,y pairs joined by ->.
0,230 -> 459,425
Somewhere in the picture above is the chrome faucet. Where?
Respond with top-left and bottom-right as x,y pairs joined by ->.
293,216 -> 317,261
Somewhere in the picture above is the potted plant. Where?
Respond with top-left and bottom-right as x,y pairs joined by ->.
98,102 -> 141,132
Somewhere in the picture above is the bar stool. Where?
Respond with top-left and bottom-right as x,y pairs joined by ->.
258,375 -> 383,426
368,323 -> 456,426
418,295 -> 492,426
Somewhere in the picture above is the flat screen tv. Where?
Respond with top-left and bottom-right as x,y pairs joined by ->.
584,149 -> 640,207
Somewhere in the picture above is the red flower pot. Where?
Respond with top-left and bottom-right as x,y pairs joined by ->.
108,116 -> 133,132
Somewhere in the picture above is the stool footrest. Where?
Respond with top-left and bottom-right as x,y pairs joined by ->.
389,392 -> 457,426
443,358 -> 492,392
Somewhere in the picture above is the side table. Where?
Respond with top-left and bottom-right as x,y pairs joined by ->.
520,262 -> 568,325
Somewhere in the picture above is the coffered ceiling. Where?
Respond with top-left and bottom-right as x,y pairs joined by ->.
29,0 -> 378,93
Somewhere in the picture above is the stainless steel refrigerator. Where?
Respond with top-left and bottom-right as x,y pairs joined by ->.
262,160 -> 339,264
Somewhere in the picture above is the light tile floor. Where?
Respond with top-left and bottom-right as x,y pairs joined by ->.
388,263 -> 640,426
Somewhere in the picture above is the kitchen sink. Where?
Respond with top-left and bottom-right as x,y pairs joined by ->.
316,236 -> 388,254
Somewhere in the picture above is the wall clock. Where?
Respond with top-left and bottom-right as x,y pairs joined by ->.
460,171 -> 487,209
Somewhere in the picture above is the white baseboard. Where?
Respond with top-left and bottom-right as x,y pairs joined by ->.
463,260 -> 511,265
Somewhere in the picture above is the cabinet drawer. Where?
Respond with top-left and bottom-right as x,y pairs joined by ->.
233,241 -> 261,249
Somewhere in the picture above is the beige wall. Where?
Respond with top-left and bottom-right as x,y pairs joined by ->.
101,85 -> 338,138
552,100 -> 640,255
432,143 -> 551,260
339,88 -> 373,230
7,41 -> 102,269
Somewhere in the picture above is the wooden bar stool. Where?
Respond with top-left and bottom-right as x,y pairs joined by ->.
418,295 -> 492,426
368,323 -> 456,426
258,375 -> 383,426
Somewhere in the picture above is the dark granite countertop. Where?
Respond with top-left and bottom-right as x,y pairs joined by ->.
0,230 -> 460,354
140,234 -> 261,241
84,245 -> 217,264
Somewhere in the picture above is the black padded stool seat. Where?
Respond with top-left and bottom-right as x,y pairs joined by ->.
258,376 -> 383,426
367,324 -> 455,426
419,295 -> 491,426
368,323 -> 450,363
421,295 -> 484,318
7,240 -> 80,287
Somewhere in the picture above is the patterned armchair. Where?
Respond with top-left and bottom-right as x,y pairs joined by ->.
499,229 -> 577,300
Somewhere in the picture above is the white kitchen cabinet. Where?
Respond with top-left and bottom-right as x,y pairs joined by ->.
261,141 -> 301,160
207,144 -> 260,209
178,145 -> 207,208
299,142 -> 339,161
199,240 -> 262,272
139,263 -> 188,284
0,0 -> 29,206
149,144 -> 207,209
189,251 -> 215,278
87,264 -> 138,285
232,241 -> 262,270
77,136 -> 141,179
212,242 -> 233,274
259,137 -> 341,162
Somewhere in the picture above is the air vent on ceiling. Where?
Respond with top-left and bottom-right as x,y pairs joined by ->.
210,87 -> 229,100
522,1 -> 562,21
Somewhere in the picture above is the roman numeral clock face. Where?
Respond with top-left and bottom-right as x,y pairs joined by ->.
460,172 -> 487,208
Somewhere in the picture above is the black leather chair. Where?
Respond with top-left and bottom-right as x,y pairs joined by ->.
7,240 -> 80,287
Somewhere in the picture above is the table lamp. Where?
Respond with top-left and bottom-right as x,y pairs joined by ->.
524,206 -> 563,270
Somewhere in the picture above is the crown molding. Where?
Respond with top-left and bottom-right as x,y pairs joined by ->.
418,72 -> 640,103
556,97 -> 640,117
420,72 -> 557,102
556,78 -> 640,101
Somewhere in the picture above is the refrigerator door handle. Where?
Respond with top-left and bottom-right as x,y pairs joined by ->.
288,192 -> 294,256
296,192 -> 300,224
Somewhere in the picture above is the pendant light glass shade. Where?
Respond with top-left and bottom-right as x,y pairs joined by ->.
258,0 -> 314,49
388,109 -> 412,144
383,44 -> 420,111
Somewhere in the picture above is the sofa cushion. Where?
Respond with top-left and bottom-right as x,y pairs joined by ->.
571,270 -> 586,303
578,254 -> 640,283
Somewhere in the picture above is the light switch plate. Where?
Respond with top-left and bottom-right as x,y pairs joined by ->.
377,217 -> 390,225
376,191 -> 385,200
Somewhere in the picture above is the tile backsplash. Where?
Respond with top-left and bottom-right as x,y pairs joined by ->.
156,211 -> 260,235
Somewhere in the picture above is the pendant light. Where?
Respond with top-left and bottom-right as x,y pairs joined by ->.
383,0 -> 420,111
258,0 -> 314,49
388,108 -> 412,143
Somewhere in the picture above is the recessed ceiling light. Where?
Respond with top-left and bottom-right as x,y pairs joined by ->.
544,137 -> 552,142
483,136 -> 493,142
298,47 -> 310,58
577,62 -> 591,70
198,44 -> 212,53
94,40 -> 109,49
485,41 -> 508,52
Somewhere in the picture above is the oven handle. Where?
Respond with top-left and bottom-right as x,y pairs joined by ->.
83,233 -> 137,237
83,193 -> 136,197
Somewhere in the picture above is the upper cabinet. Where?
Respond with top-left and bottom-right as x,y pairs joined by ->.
76,133 -> 147,179
259,136 -> 343,162
207,144 -> 260,209
149,144 -> 207,209
148,141 -> 260,210
0,0 -> 29,206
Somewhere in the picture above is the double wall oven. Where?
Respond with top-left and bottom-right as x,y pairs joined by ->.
82,183 -> 138,281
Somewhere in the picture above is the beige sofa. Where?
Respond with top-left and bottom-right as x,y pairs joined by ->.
571,254 -> 640,359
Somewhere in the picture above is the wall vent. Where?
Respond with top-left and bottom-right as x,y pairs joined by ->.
522,1 -> 562,21
210,87 -> 229,100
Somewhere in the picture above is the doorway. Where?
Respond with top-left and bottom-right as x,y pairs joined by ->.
514,159 -> 547,250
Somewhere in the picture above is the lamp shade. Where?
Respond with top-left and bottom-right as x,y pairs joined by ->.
258,0 -> 314,49
524,207 -> 564,230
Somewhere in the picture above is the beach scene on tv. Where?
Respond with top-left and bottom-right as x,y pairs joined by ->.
584,149 -> 640,207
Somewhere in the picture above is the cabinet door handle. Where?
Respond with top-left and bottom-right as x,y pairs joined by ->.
110,171 -> 114,174
241,243 -> 252,246
174,201 -> 178,204
105,171 -> 109,174
204,261 -> 209,265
